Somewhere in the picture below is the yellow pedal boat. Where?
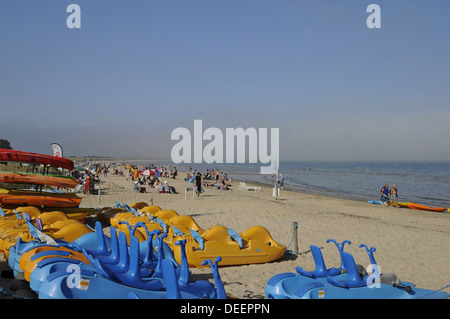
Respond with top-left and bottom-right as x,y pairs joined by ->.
168,224 -> 286,268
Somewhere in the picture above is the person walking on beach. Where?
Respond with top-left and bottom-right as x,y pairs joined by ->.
390,184 -> 399,207
380,183 -> 390,206
195,172 -> 202,197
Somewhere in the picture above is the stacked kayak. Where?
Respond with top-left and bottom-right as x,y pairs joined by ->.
0,188 -> 82,208
99,201 -> 286,268
0,148 -> 74,170
265,239 -> 449,299
0,149 -> 80,208
0,172 -> 78,188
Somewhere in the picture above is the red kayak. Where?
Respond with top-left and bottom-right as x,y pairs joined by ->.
407,203 -> 447,213
0,149 -> 74,170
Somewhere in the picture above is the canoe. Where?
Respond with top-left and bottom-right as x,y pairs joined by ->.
0,194 -> 82,208
0,188 -> 82,208
0,149 -> 74,170
406,203 -> 447,213
0,188 -> 80,198
368,200 -> 382,205
0,172 -> 79,188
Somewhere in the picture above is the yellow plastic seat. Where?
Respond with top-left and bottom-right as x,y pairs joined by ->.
168,215 -> 204,234
115,227 -> 146,245
140,205 -> 162,216
155,209 -> 178,220
51,222 -> 93,243
201,225 -> 233,244
110,211 -> 136,228
43,219 -> 80,230
240,225 -> 282,247
39,211 -> 69,225
14,206 -> 42,218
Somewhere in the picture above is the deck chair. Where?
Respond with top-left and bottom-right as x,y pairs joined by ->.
239,182 -> 261,191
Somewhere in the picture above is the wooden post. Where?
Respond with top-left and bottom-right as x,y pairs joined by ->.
293,221 -> 298,254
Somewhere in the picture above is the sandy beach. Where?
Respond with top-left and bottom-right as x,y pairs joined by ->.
79,168 -> 450,299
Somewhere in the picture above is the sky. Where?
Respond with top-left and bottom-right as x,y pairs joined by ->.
1,1 -> 450,162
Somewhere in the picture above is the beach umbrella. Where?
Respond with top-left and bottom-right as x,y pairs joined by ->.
139,169 -> 155,176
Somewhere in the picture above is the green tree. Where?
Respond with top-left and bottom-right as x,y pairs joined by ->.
0,139 -> 12,149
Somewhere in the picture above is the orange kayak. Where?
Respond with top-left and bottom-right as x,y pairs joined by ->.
0,194 -> 81,208
406,203 -> 447,213
0,172 -> 78,188
0,188 -> 82,208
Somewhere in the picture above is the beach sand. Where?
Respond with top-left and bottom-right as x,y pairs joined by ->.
79,170 -> 450,299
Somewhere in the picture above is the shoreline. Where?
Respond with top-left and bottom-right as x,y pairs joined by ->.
78,159 -> 450,208
78,166 -> 450,299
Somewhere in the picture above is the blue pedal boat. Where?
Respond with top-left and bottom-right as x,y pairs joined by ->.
266,240 -> 449,299
29,221 -> 177,292
265,239 -> 352,299
38,226 -> 226,299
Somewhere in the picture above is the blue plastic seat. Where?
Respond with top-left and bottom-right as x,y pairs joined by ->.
296,245 -> 341,278
326,252 -> 367,288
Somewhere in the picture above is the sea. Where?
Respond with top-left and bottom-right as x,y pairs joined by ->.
123,159 -> 450,208
167,161 -> 450,208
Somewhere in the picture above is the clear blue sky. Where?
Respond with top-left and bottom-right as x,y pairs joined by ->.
1,1 -> 450,161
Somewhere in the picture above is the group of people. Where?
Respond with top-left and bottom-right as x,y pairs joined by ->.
189,168 -> 233,196
133,174 -> 178,194
71,162 -> 116,195
128,165 -> 178,181
190,167 -> 228,183
380,183 -> 399,207
134,179 -> 178,194
76,172 -> 100,195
